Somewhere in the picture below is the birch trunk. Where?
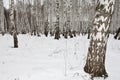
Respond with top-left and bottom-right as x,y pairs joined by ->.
84,0 -> 115,78
0,0 -> 4,35
9,0 -> 18,48
54,0 -> 60,39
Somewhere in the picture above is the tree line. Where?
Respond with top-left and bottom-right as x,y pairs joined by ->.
0,0 -> 120,38
0,0 -> 96,38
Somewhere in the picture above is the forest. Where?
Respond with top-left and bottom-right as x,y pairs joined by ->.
0,0 -> 120,80
0,0 -> 120,37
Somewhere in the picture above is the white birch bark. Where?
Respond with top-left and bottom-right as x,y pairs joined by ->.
84,0 -> 115,78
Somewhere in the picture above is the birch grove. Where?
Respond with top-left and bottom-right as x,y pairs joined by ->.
0,0 -> 119,38
1,0 -> 120,78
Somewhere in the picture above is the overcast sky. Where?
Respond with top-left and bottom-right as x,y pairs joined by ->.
3,0 -> 9,9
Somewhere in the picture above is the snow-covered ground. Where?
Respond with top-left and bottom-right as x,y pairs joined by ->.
0,34 -> 120,80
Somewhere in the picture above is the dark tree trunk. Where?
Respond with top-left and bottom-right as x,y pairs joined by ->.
69,29 -> 73,38
54,0 -> 60,40
54,26 -> 60,39
62,28 -> 67,39
114,28 -> 120,39
9,0 -> 18,48
64,31 -> 68,39
72,30 -> 76,37
87,29 -> 91,39
13,31 -> 18,48
44,21 -> 49,37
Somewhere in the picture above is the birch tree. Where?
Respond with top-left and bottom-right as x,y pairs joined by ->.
64,0 -> 73,38
9,0 -> 18,48
62,0 -> 67,38
54,0 -> 60,39
22,0 -> 31,34
36,0 -> 41,36
49,0 -> 54,36
84,0 -> 115,78
43,0 -> 49,37
0,0 -> 4,35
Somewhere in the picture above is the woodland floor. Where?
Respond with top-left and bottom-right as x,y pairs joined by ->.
0,34 -> 120,80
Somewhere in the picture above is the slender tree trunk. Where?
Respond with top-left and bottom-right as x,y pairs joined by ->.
0,0 -> 4,35
44,19 -> 49,37
9,0 -> 18,48
84,0 -> 115,78
54,0 -> 60,40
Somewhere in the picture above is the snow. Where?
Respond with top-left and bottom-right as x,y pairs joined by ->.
0,34 -> 120,80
